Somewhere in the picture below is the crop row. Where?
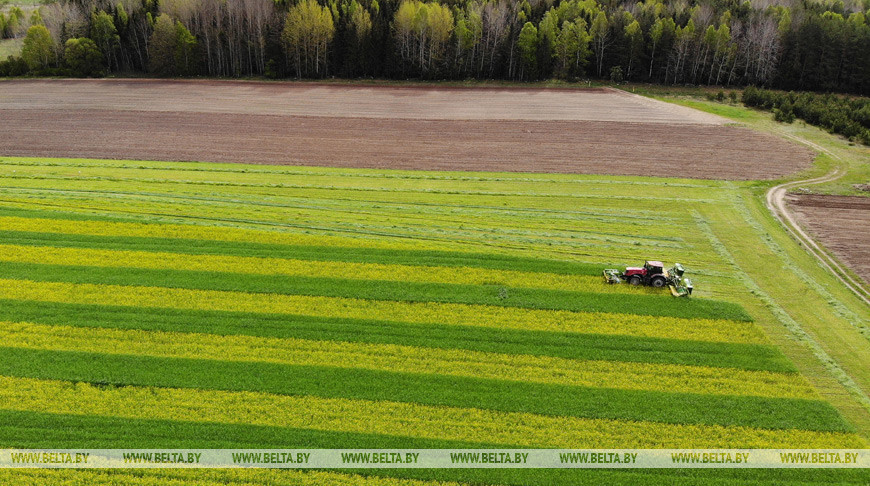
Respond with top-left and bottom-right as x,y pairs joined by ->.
0,260 -> 739,321
0,376 -> 863,448
0,279 -> 761,343
3,409 -> 867,486
3,345 -> 846,430
0,215 -> 443,252
0,244 -> 649,295
0,469 -> 454,486
0,228 -> 605,279
5,462 -> 865,486
0,300 -> 793,372
0,213 -> 681,272
0,322 -> 814,400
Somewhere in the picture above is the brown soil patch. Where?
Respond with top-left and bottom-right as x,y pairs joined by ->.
786,194 -> 870,284
0,80 -> 814,179
0,79 -> 725,124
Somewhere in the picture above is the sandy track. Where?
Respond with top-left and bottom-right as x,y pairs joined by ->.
0,107 -> 812,180
0,79 -> 726,124
785,194 -> 870,286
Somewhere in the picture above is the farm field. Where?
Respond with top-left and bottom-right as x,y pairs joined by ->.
786,194 -> 870,285
0,80 -> 813,179
0,81 -> 869,485
0,154 -> 868,485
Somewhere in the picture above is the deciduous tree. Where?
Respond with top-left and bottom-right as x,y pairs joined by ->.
21,24 -> 54,71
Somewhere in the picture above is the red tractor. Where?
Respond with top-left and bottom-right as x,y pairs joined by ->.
603,261 -> 693,297
623,260 -> 668,287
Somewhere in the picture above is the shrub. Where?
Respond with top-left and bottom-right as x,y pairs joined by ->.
773,108 -> 792,123
0,55 -> 29,76
65,38 -> 104,77
609,65 -> 623,83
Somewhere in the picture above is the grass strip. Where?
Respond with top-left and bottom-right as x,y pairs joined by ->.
5,466 -> 868,486
0,279 -> 759,344
0,300 -> 793,372
0,243 -> 662,295
0,376 -> 863,449
0,346 -> 849,432
0,261 -> 751,322
1,322 -> 815,400
2,411 -> 866,486
0,229 -> 604,275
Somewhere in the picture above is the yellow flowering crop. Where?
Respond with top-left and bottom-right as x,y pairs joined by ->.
0,468 -> 456,486
0,279 -> 765,344
0,376 -> 863,449
0,244 -> 657,294
0,322 -> 813,399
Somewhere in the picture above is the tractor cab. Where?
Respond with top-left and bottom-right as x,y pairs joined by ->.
644,261 -> 664,276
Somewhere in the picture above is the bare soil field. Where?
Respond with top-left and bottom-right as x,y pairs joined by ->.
786,194 -> 870,284
0,79 -> 813,179
0,79 -> 724,123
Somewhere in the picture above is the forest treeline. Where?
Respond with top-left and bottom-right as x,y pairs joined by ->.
742,86 -> 870,143
1,0 -> 869,94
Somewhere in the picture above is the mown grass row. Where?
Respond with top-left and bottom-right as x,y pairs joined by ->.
0,178 -> 691,240
1,376 -> 862,449
0,157 -> 728,201
0,300 -> 792,372
0,261 -> 749,321
0,206 -> 711,270
0,188 -> 702,236
0,195 -> 697,261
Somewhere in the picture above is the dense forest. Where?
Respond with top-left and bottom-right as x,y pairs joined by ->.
1,0 -> 869,94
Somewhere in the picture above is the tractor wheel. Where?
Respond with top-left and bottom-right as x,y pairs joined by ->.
651,276 -> 666,288
628,275 -> 643,286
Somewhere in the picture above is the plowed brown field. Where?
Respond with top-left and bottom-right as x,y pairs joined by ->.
786,194 -> 870,284
0,79 -> 814,179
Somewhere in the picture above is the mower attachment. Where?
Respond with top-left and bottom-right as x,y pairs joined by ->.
603,269 -> 623,284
